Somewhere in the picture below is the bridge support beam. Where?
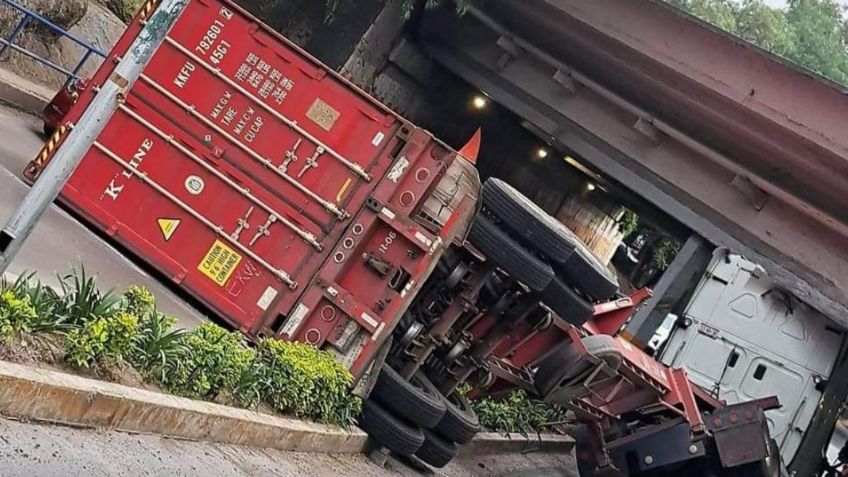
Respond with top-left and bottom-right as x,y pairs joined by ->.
623,235 -> 714,347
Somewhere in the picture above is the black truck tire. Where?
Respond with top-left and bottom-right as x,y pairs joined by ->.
559,243 -> 619,301
481,178 -> 577,264
535,341 -> 586,396
583,335 -> 623,371
371,365 -> 447,429
541,275 -> 594,325
359,399 -> 425,456
415,430 -> 460,468
468,215 -> 554,292
436,392 -> 480,445
535,335 -> 622,396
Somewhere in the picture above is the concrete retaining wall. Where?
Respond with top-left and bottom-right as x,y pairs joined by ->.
0,360 -> 369,453
0,360 -> 574,457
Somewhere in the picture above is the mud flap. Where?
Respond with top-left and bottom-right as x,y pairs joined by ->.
352,336 -> 393,400
707,399 -> 780,468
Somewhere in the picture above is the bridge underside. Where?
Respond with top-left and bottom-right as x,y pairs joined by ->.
419,0 -> 848,325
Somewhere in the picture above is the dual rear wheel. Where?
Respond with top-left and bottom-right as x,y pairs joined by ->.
358,365 -> 481,468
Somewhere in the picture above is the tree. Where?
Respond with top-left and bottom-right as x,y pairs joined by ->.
668,0 -> 848,86
324,0 -> 471,20
669,0 -> 740,31
785,0 -> 848,84
736,0 -> 793,55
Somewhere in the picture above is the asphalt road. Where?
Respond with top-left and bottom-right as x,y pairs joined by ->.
0,418 -> 577,477
0,104 -> 207,328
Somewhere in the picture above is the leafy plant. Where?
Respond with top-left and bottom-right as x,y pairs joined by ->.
617,209 -> 639,238
0,290 -> 38,339
129,310 -> 188,382
123,285 -> 156,318
651,237 -> 683,271
471,390 -> 566,438
55,267 -> 121,326
0,273 -> 67,334
65,312 -> 139,368
0,271 -> 364,427
257,339 -> 362,427
161,323 -> 254,401
324,0 -> 471,22
231,355 -> 267,409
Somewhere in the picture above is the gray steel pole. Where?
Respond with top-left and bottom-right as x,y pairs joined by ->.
0,0 -> 189,274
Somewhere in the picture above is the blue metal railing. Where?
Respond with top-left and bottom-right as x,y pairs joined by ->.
0,0 -> 107,84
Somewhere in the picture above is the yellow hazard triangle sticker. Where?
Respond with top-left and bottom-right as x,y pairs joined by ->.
157,218 -> 181,241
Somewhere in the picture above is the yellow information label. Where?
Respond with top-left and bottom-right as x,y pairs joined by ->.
157,218 -> 181,241
198,240 -> 242,286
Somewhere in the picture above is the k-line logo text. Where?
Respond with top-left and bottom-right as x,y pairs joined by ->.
102,138 -> 154,201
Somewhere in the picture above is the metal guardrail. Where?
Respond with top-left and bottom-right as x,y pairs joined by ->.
0,0 -> 106,84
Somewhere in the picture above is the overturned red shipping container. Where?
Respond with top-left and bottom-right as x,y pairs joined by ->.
26,0 -> 479,379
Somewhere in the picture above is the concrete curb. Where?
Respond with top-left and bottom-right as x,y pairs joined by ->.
461,432 -> 574,456
0,360 -> 369,454
0,68 -> 52,115
0,360 -> 573,457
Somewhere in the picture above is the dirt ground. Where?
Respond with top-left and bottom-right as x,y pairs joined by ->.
0,417 -> 578,477
0,333 -> 156,391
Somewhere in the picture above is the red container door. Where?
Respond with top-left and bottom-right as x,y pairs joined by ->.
58,0 -> 401,334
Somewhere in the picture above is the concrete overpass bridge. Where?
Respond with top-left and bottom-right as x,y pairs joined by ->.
416,0 -> 848,334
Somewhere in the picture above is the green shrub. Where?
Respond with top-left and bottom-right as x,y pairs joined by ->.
156,326 -> 360,424
618,209 -> 639,238
0,290 -> 38,339
65,312 -> 139,368
123,285 -> 156,318
0,273 -> 68,335
56,267 -> 121,326
230,355 -> 266,409
129,309 -> 188,382
0,272 -> 363,428
651,237 -> 683,271
472,390 -> 566,438
161,323 -> 254,401
257,339 -> 361,427
325,0 -> 470,21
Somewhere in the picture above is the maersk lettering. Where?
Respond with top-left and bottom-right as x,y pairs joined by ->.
102,138 -> 154,201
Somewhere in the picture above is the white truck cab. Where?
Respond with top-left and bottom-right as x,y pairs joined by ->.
659,251 -> 845,463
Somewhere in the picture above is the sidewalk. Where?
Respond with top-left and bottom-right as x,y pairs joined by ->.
0,416 -> 578,477
0,67 -> 52,114
0,359 -> 576,476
